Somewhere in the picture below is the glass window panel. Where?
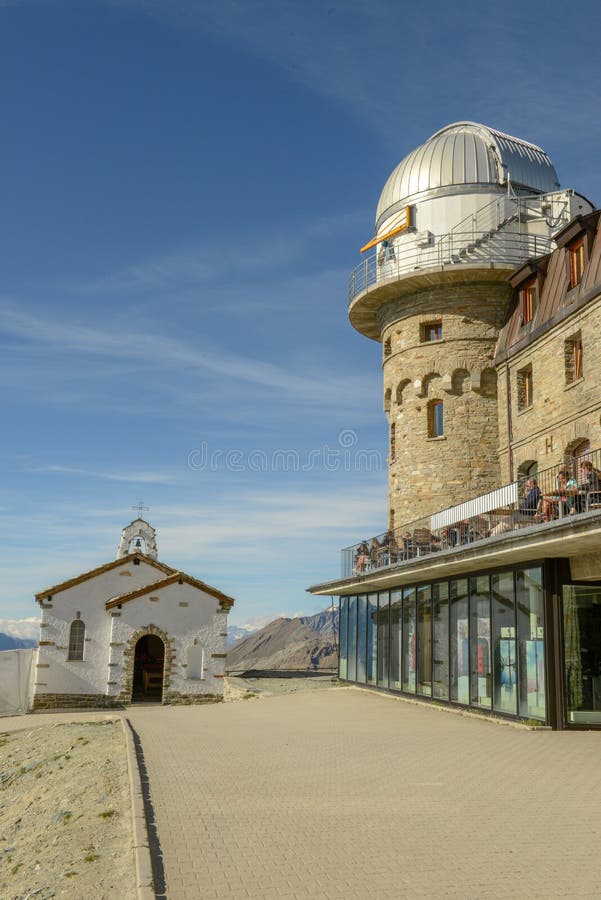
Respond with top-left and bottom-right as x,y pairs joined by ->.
377,593 -> 390,688
356,595 -> 367,683
367,594 -> 378,684
516,567 -> 545,720
68,620 -> 85,660
402,587 -> 417,693
470,576 -> 492,708
389,590 -> 402,690
450,579 -> 469,704
339,597 -> 348,680
563,584 -> 601,724
432,583 -> 449,699
491,573 -> 517,715
347,595 -> 357,682
417,585 -> 432,696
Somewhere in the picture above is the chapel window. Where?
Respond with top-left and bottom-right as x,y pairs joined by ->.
68,619 -> 85,661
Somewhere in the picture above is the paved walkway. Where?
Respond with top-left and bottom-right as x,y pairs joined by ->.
127,689 -> 601,899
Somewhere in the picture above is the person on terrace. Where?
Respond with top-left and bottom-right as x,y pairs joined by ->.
518,477 -> 541,517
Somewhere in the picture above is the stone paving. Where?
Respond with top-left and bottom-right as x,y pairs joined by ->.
127,688 -> 601,899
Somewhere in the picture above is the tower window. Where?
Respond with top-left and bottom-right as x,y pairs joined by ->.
565,333 -> 583,384
421,322 -> 442,342
568,237 -> 585,289
383,337 -> 392,358
517,365 -> 533,411
520,278 -> 536,325
389,422 -> 396,462
68,620 -> 85,660
428,400 -> 444,437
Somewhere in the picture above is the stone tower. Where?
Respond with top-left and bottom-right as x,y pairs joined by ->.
348,122 -> 592,527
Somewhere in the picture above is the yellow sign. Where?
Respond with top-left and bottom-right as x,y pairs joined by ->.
360,207 -> 412,253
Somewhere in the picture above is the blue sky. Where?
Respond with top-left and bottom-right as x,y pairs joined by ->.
2,0 -> 601,630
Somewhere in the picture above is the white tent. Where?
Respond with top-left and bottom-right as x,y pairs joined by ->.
0,649 -> 36,716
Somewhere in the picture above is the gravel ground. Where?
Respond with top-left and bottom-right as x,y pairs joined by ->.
0,718 -> 136,900
224,673 -> 342,699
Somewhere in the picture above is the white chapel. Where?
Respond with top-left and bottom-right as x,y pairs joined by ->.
32,517 -> 235,709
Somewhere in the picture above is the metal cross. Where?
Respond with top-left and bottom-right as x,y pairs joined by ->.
132,500 -> 149,518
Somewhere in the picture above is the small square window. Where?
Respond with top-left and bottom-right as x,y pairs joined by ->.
517,365 -> 533,411
421,322 -> 442,342
569,238 -> 585,289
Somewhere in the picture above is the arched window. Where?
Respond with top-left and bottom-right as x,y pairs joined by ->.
68,620 -> 85,660
428,400 -> 443,437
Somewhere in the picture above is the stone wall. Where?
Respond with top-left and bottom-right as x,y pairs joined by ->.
496,292 -> 601,479
32,693 -> 122,710
380,280 -> 509,525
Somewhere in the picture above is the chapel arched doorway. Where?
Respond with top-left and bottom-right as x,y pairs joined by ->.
132,634 -> 165,702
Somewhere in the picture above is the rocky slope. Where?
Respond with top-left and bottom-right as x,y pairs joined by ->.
226,607 -> 338,672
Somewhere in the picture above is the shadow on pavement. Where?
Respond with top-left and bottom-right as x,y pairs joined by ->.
128,723 -> 167,900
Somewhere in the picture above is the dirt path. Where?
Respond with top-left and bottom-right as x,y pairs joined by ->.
0,718 -> 136,900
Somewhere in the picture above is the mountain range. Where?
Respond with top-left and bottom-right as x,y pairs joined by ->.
226,607 -> 339,672
0,633 -> 37,651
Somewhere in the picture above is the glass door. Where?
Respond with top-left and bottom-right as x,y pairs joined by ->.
563,585 -> 601,725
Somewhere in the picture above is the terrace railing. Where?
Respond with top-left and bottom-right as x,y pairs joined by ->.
347,229 -> 554,306
341,450 -> 601,579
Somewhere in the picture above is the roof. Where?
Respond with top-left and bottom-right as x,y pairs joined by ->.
105,572 -> 236,610
35,554 -> 176,602
376,121 -> 560,229
495,210 -> 601,361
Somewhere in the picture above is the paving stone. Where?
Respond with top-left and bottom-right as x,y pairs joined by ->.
128,689 -> 600,899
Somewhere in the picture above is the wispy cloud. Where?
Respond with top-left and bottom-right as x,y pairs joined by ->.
0,297 -> 379,412
28,465 -> 179,484
70,209 -> 367,296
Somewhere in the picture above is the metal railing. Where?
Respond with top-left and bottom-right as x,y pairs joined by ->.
341,450 -> 601,579
347,229 -> 554,306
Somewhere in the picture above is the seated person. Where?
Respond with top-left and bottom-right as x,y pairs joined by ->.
578,461 -> 601,509
379,529 -> 398,565
518,478 -> 541,517
369,537 -> 381,567
354,541 -> 369,573
557,468 -> 578,515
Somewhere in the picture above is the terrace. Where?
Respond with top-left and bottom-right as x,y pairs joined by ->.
341,450 -> 601,580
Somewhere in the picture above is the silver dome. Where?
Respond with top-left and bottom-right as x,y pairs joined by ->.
376,122 -> 560,229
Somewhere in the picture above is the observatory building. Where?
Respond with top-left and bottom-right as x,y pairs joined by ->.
310,122 -> 601,730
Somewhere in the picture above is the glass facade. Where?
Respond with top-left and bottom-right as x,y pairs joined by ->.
338,565 -> 546,722
563,585 -> 601,724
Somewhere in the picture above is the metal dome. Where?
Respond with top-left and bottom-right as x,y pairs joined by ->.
376,122 -> 560,229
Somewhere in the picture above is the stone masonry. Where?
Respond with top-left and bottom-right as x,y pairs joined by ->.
496,292 -> 601,481
380,277 -> 509,525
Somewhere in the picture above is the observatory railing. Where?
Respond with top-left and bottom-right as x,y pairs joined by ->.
347,229 -> 554,306
341,449 -> 601,579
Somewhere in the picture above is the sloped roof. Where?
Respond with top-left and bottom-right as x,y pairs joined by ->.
495,210 -> 601,361
35,554 -> 176,602
105,572 -> 235,610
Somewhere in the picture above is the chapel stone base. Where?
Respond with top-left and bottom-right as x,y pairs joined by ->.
32,693 -> 123,711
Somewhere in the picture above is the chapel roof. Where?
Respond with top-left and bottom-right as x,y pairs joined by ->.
105,572 -> 236,610
35,554 -> 175,602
